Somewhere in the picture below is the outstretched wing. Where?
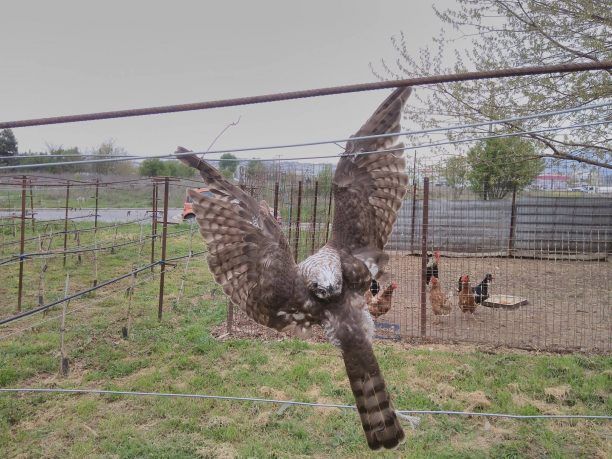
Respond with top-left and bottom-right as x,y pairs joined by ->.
332,88 -> 411,262
177,152 -> 315,332
323,293 -> 405,450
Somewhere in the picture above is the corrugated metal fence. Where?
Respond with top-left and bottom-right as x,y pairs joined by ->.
389,195 -> 612,255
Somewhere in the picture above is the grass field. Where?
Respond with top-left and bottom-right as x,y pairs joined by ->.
0,224 -> 610,458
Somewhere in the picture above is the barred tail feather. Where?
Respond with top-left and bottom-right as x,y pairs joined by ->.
342,345 -> 405,450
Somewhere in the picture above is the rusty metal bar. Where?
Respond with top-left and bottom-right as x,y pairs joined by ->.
157,177 -> 169,321
2,62 -> 609,129
311,181 -> 319,254
294,181 -> 303,262
509,187 -> 518,255
273,182 -> 279,219
420,177 -> 430,337
17,176 -> 27,312
62,181 -> 70,267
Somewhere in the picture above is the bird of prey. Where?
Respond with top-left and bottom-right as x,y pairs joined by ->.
177,87 -> 411,450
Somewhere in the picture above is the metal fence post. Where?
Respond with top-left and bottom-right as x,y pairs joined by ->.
410,151 -> 417,252
287,184 -> 294,246
17,176 -> 27,312
311,180 -> 318,254
28,179 -> 35,231
410,182 -> 418,253
94,178 -> 100,233
157,177 -> 169,321
508,187 -> 518,256
62,181 -> 70,267
420,177 -> 430,337
227,302 -> 234,335
324,188 -> 333,243
150,180 -> 158,272
273,182 -> 279,220
294,180 -> 303,262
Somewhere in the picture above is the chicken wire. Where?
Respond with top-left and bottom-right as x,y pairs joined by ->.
226,159 -> 611,352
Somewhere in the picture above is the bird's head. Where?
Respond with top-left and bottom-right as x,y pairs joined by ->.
460,274 -> 470,283
307,268 -> 343,301
431,277 -> 439,286
434,251 -> 441,262
308,280 -> 342,300
484,273 -> 494,282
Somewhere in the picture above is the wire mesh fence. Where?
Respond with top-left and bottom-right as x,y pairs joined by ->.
1,156 -> 610,353
223,159 -> 611,352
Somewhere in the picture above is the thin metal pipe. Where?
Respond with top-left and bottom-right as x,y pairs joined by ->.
2,61 -> 609,129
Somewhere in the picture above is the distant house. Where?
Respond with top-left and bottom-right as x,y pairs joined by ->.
534,174 -> 570,190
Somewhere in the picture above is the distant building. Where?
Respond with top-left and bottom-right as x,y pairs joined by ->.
534,174 -> 570,190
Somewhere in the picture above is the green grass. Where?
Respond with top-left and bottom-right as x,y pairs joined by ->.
0,225 -> 610,458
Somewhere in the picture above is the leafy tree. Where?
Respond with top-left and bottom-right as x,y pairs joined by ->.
442,156 -> 470,198
0,129 -> 18,161
467,137 -> 544,199
219,153 -> 239,179
163,160 -> 196,178
139,158 -> 166,177
138,159 -> 194,178
91,139 -> 128,175
374,0 -> 611,168
245,159 -> 266,181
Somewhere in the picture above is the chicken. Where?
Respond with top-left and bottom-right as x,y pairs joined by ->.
426,250 -> 441,284
472,273 -> 493,304
365,282 -> 398,318
458,274 -> 477,314
429,277 -> 451,323
457,273 -> 494,304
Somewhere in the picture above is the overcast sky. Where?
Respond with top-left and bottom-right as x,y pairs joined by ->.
1,1 -> 455,163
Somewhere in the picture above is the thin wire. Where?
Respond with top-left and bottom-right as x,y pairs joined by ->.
0,388 -> 609,420
2,101 -> 607,165
0,118 -> 608,171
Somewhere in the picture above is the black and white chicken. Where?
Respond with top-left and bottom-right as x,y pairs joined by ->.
457,273 -> 493,304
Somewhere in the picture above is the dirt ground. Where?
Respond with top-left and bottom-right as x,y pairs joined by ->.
380,253 -> 611,352
215,254 -> 611,352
